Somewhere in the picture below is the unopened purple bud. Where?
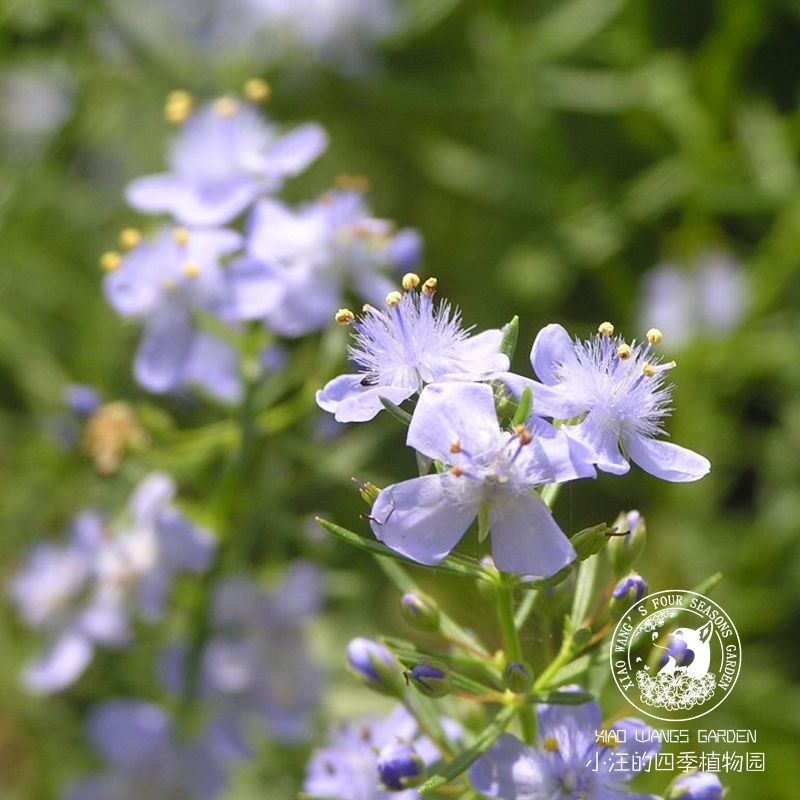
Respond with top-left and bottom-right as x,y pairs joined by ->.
665,771 -> 724,800
377,740 -> 426,790
400,592 -> 440,632
610,573 -> 649,619
346,638 -> 402,696
503,661 -> 533,694
608,509 -> 646,576
410,662 -> 451,698
63,384 -> 102,418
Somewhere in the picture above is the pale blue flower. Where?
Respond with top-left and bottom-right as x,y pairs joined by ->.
502,324 -> 710,482
470,696 -> 660,800
103,226 -> 252,401
236,189 -> 422,337
9,473 -> 215,694
69,700 -> 228,800
162,563 -> 324,746
638,251 -> 749,349
317,283 -> 508,422
303,705 -> 458,800
126,99 -> 327,227
369,382 -> 595,576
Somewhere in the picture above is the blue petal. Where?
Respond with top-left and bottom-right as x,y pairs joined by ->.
536,699 -> 601,764
624,434 -> 711,482
498,372 -> 581,419
370,474 -> 479,565
316,374 -> 414,422
87,700 -> 173,768
600,717 -> 660,784
134,308 -> 195,394
407,383 -> 503,464
24,631 -> 94,693
469,734 -> 544,800
223,257 -> 284,320
265,123 -> 328,177
489,493 -> 575,577
181,332 -> 243,403
530,323 -> 574,386
568,418 -> 630,475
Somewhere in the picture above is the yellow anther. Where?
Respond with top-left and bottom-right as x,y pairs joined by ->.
243,78 -> 271,103
402,272 -> 420,291
362,303 -> 376,314
213,96 -> 238,117
514,424 -> 532,445
422,277 -> 438,295
334,308 -> 355,325
100,251 -> 122,272
164,90 -> 193,124
335,174 -> 370,193
617,343 -> 632,360
646,328 -> 663,345
385,291 -> 403,308
450,465 -> 464,477
542,737 -> 559,753
172,227 -> 190,246
182,261 -> 200,279
118,227 -> 141,250
449,440 -> 462,454
642,363 -> 656,377
598,321 -> 615,337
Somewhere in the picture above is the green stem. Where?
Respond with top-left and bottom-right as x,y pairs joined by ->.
497,576 -> 535,745
532,635 -> 574,692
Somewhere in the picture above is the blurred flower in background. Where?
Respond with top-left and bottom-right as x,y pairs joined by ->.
637,251 -> 750,350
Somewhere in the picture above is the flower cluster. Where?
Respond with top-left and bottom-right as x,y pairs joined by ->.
9,473 -> 215,693
103,88 -> 420,401
318,300 -> 709,576
637,671 -> 717,710
303,704 -> 460,800
469,695 -> 661,800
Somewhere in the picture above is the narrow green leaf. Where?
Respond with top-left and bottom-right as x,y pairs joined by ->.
570,553 -> 600,629
499,315 -> 519,361
512,387 -> 533,426
315,519 -> 487,580
419,704 -> 518,793
380,396 -> 413,426
527,689 -> 595,706
548,654 -> 592,687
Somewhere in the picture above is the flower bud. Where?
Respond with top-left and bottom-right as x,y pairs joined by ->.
665,771 -> 724,800
400,592 -> 440,632
610,573 -> 649,619
346,638 -> 403,697
607,510 -> 646,576
503,661 -> 534,694
377,741 -> 426,790
409,662 -> 451,698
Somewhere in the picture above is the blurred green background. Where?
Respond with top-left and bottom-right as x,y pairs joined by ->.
2,0 -> 800,797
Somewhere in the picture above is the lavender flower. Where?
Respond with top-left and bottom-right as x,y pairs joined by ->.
125,97 -> 327,227
612,574 -> 649,604
638,251 -> 749,348
162,563 -> 324,746
69,700 -> 228,800
502,323 -> 710,482
103,226 -> 248,401
469,696 -> 660,800
369,382 -> 594,576
317,278 -> 509,422
9,473 -> 215,693
237,188 -> 422,337
303,705 -> 458,800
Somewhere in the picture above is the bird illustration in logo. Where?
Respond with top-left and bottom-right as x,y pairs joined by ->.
655,620 -> 714,678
